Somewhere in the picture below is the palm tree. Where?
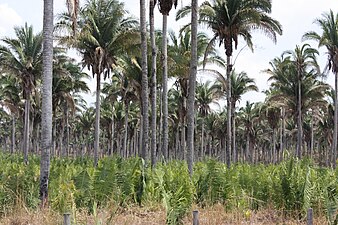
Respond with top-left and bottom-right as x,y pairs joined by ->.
40,0 -> 53,207
158,0 -> 178,161
212,69 -> 258,162
149,0 -> 158,167
303,10 -> 338,168
58,0 -> 139,166
0,73 -> 21,154
0,23 -> 43,164
140,0 -> 149,160
195,81 -> 218,160
283,44 -> 320,159
168,29 -> 218,165
178,0 -> 282,167
265,54 -> 329,159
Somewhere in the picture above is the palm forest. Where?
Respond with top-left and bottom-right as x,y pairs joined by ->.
0,0 -> 337,224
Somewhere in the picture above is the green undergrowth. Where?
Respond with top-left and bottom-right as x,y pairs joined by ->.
0,153 -> 337,224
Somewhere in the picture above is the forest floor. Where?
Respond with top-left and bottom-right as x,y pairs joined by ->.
0,204 -> 327,225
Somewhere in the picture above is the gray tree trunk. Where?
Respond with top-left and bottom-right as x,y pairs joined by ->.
232,110 -> 236,163
23,98 -> 30,164
332,71 -> 338,168
94,74 -> 101,166
226,55 -> 232,168
161,15 -> 169,161
111,112 -> 115,155
11,116 -> 15,154
140,0 -> 149,160
39,0 -> 53,207
296,73 -> 302,159
122,101 -> 129,158
150,0 -> 157,167
187,0 -> 198,176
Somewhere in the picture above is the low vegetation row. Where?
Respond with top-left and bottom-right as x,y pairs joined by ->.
0,152 -> 337,224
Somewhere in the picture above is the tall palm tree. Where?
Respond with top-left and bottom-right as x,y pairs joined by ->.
58,0 -> 139,166
265,54 -> 329,160
283,44 -> 320,159
168,29 -> 218,165
158,0 -> 178,161
212,69 -> 258,162
40,0 -> 53,207
195,80 -> 218,160
0,73 -> 21,154
303,10 -> 338,168
149,0 -> 158,167
140,0 -> 149,160
178,0 -> 282,167
0,24 -> 43,164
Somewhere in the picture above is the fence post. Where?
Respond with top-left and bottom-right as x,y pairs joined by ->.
64,213 -> 71,225
193,210 -> 199,225
307,208 -> 313,225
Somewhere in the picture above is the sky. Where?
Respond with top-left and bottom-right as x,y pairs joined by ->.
1,0 -> 338,108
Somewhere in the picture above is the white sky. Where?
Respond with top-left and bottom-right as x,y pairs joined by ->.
1,0 -> 337,108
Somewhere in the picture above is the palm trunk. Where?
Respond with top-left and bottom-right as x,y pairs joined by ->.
11,116 -> 16,154
310,114 -> 314,158
232,102 -> 236,163
23,97 -> 30,164
161,15 -> 169,161
273,128 -> 276,164
186,0 -> 198,176
280,107 -> 285,161
150,0 -> 157,167
111,112 -> 115,155
122,100 -> 129,158
201,120 -> 204,160
296,74 -> 302,159
246,132 -> 250,162
94,73 -> 101,166
226,55 -> 232,168
40,0 -> 53,208
332,71 -> 338,168
181,97 -> 186,160
65,103 -> 70,157
140,0 -> 149,160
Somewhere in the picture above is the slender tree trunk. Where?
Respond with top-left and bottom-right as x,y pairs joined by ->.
232,102 -> 236,163
65,103 -> 70,157
40,0 -> 53,208
111,112 -> 115,155
273,128 -> 276,164
140,0 -> 149,160
94,74 -> 101,166
158,87 -> 162,158
187,0 -> 198,176
23,97 -> 30,164
280,107 -> 284,161
11,116 -> 15,154
296,74 -> 302,159
246,132 -> 250,162
161,15 -> 169,161
123,101 -> 129,158
150,0 -> 157,167
332,71 -> 338,168
182,97 -> 186,160
226,56 -> 232,168
310,114 -> 314,158
201,120 -> 204,160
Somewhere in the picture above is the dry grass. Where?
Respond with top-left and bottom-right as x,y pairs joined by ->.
0,204 -> 328,225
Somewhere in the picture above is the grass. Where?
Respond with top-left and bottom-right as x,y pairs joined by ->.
0,204 -> 328,225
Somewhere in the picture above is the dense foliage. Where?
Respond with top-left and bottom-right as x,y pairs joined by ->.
0,153 -> 337,224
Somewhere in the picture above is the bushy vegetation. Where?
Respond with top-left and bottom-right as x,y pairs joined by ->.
0,153 -> 337,224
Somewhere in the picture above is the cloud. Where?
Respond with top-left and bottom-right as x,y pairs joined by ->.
0,4 -> 22,35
